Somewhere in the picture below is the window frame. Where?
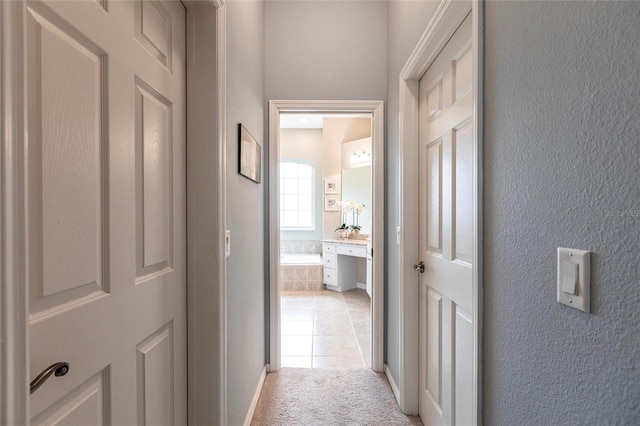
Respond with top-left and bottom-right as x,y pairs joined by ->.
279,159 -> 316,231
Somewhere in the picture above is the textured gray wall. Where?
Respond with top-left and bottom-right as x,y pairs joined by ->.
226,1 -> 266,424
484,1 -> 640,423
385,0 -> 440,385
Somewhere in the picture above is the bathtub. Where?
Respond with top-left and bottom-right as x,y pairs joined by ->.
280,253 -> 322,265
280,253 -> 323,291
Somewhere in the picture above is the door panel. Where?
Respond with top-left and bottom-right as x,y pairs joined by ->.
135,78 -> 174,279
426,289 -> 442,407
454,306 -> 473,426
26,1 -> 109,318
426,140 -> 443,254
31,370 -> 109,426
26,1 -> 186,424
419,12 -> 473,426
136,323 -> 175,425
135,0 -> 173,71
453,122 -> 473,264
453,43 -> 472,101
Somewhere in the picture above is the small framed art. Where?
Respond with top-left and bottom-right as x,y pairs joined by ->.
324,179 -> 339,194
324,197 -> 339,211
238,123 -> 261,183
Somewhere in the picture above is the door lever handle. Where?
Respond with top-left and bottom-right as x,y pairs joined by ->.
413,261 -> 425,274
30,362 -> 70,394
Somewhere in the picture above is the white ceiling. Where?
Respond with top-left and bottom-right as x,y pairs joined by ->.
279,113 -> 370,129
280,114 -> 324,129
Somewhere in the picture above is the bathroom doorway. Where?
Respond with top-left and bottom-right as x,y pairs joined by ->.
279,113 -> 372,368
267,101 -> 385,373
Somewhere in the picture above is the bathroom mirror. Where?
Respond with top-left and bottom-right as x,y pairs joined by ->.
341,166 -> 372,235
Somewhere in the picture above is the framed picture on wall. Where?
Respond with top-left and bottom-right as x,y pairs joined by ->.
238,123 -> 261,183
324,179 -> 339,194
324,197 -> 339,211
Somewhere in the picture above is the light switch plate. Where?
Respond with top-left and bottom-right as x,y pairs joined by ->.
557,247 -> 590,312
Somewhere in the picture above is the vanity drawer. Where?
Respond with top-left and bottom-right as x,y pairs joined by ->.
323,268 -> 336,285
322,243 -> 336,255
337,245 -> 367,258
323,253 -> 337,268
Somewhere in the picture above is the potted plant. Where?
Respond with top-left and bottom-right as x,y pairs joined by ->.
348,224 -> 362,234
348,202 -> 365,238
335,223 -> 349,239
335,201 -> 353,239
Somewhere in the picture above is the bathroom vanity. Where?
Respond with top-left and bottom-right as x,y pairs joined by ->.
322,240 -> 372,295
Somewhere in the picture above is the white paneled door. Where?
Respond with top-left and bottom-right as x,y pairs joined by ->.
418,13 -> 474,426
26,1 -> 186,424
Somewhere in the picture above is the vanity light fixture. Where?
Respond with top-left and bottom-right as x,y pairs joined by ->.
350,149 -> 372,164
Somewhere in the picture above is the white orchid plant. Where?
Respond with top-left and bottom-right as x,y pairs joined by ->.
335,201 -> 365,232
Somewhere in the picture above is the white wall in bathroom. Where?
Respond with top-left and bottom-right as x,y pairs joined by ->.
322,117 -> 371,239
280,128 -> 323,242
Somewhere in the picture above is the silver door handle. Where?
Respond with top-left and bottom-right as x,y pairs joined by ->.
413,261 -> 425,274
30,362 -> 70,394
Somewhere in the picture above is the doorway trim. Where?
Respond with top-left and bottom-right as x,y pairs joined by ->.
1,1 -> 29,423
184,0 -> 227,425
398,0 -> 482,419
267,100 -> 385,373
0,0 -> 227,424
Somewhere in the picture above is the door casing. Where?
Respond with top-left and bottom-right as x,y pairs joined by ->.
184,1 -> 228,425
267,100 -> 385,373
398,0 -> 483,419
0,0 -> 228,424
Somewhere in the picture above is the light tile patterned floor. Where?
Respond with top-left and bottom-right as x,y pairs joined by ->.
281,289 -> 371,369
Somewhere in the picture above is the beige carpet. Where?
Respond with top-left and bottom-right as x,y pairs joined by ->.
251,368 -> 423,426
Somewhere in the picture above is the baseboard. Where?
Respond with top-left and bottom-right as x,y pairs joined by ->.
357,282 -> 366,290
243,366 -> 267,426
385,364 -> 401,405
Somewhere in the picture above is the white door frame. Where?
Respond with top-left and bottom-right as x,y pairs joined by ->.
184,1 -> 228,425
0,0 -> 228,424
268,100 -> 385,373
0,2 -> 29,423
398,0 -> 483,418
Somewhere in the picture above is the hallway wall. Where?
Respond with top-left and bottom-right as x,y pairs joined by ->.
484,1 -> 640,423
384,0 -> 441,386
265,0 -> 387,101
226,1 -> 266,425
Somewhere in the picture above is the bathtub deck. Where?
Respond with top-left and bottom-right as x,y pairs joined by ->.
280,259 -> 323,291
280,253 -> 322,265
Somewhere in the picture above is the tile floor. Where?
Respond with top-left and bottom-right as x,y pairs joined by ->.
281,288 -> 371,369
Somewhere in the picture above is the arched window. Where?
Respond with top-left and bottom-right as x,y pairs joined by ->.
280,160 -> 315,230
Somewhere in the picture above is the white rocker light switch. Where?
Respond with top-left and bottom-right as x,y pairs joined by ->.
557,248 -> 590,312
561,261 -> 578,295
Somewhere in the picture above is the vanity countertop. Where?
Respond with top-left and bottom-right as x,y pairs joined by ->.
322,239 -> 370,246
